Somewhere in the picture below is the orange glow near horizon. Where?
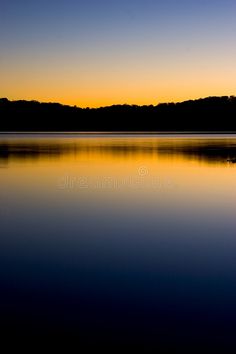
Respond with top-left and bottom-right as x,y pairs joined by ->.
1,49 -> 236,108
2,85 -> 236,109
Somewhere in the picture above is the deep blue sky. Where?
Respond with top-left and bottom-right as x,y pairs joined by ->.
1,0 -> 236,106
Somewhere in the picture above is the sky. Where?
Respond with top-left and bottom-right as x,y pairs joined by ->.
1,0 -> 236,107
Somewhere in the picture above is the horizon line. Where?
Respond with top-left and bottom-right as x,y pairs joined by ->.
1,95 -> 235,110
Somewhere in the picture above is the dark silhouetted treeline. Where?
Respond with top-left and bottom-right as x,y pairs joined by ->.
0,96 -> 236,131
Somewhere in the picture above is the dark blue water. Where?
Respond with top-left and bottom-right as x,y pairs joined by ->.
0,134 -> 236,350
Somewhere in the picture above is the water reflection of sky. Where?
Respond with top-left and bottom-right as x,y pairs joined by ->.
1,134 -> 236,164
0,135 -> 236,348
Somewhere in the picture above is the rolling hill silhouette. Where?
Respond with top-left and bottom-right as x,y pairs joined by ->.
0,96 -> 236,132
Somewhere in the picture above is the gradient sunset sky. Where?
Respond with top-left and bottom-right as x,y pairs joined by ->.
1,0 -> 236,107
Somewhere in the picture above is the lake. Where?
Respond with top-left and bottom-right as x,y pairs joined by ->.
0,134 -> 236,350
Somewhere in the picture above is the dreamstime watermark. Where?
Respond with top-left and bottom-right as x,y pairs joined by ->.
138,165 -> 149,177
57,166 -> 177,191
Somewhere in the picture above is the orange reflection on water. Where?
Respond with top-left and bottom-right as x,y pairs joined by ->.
0,135 -> 236,206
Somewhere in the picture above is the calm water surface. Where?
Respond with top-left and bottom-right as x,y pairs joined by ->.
0,134 -> 236,349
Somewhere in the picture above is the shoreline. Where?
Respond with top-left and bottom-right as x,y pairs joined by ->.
1,131 -> 236,135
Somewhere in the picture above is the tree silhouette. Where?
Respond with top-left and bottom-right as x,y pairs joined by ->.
0,96 -> 236,132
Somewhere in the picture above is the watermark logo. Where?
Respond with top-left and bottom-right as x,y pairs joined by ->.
138,166 -> 149,177
57,170 -> 177,192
